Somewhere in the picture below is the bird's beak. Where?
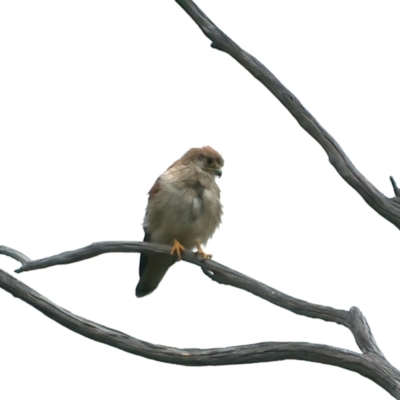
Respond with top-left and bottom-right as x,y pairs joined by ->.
214,169 -> 222,178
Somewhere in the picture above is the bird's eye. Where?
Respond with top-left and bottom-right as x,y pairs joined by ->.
206,157 -> 213,165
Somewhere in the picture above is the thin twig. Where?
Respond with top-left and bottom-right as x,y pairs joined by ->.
390,176 -> 400,197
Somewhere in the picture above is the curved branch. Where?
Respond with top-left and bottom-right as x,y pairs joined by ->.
2,242 -> 399,393
0,245 -> 31,264
1,241 -> 376,350
175,0 -> 400,231
1,242 -> 400,397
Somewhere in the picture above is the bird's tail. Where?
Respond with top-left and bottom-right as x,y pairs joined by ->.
136,253 -> 176,297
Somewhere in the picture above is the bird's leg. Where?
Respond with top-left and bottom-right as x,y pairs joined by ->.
170,238 -> 185,260
196,240 -> 212,259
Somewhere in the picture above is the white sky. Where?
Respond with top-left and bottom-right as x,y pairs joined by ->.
1,1 -> 399,399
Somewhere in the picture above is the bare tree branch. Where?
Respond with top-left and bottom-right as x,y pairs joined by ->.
1,1 -> 399,397
1,242 -> 400,397
175,0 -> 400,232
2,243 -> 364,328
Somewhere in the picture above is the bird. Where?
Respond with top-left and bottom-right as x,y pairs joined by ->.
136,145 -> 224,298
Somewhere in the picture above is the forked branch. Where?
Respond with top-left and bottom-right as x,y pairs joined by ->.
175,0 -> 400,230
1,242 -> 400,398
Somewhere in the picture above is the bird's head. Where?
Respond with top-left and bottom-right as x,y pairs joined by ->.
181,146 -> 224,178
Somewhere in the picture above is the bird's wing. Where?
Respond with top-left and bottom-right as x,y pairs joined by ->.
136,177 -> 176,298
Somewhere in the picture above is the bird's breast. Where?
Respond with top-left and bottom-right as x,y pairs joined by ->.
144,178 -> 222,248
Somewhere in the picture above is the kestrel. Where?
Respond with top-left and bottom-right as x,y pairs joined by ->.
136,146 -> 224,297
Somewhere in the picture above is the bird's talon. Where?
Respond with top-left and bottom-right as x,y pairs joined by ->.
170,238 -> 185,260
196,251 -> 212,260
196,241 -> 212,260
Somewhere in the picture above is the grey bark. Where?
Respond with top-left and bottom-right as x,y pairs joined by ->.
2,0 -> 400,398
175,0 -> 400,231
1,242 -> 400,398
